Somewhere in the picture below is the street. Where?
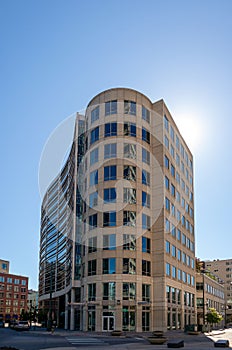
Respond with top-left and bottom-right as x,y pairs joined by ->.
1,327 -> 232,350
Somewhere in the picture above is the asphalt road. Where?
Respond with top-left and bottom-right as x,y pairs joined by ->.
1,327 -> 232,350
0,327 -> 148,350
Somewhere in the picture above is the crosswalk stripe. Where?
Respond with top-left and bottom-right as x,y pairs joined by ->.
66,337 -> 104,344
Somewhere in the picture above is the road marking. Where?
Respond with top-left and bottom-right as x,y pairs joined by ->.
66,337 -> 105,345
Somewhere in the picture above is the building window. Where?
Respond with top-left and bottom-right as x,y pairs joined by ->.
170,125 -> 174,142
103,211 -> 116,227
165,176 -> 169,190
88,260 -> 97,276
123,258 -> 136,274
164,115 -> 169,131
14,279 -> 20,284
103,282 -> 115,300
123,188 -> 136,204
88,237 -> 97,253
171,145 -> 175,158
123,234 -> 136,250
122,306 -> 136,331
105,100 -> 117,115
124,143 -> 136,159
142,213 -> 151,230
91,106 -> 99,123
165,218 -> 170,232
103,234 -> 116,250
7,278 -> 12,283
105,122 -> 117,137
102,258 -> 116,274
88,283 -> 96,301
104,143 -> 117,159
123,211 -> 136,226
104,165 -> 116,181
124,165 -> 136,181
90,126 -> 99,145
142,191 -> 150,208
124,100 -> 136,115
171,184 -> 175,197
123,283 -> 136,300
142,169 -> 150,186
171,224 -> 176,237
90,170 -> 98,186
104,188 -> 116,203
89,191 -> 98,207
165,197 -> 170,211
1,263 -> 7,270
176,135 -> 180,150
90,148 -> 99,165
166,285 -> 171,302
89,214 -> 97,229
171,164 -> 175,177
142,148 -> 150,165
166,241 -> 170,253
172,266 -> 176,278
142,284 -> 150,302
142,237 -> 151,253
142,127 -> 150,144
142,106 -> 150,123
166,263 -> 170,276
164,135 -> 169,149
142,260 -> 151,276
165,155 -> 169,169
124,122 -> 136,137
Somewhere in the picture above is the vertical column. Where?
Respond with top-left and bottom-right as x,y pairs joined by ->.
65,293 -> 69,330
82,305 -> 87,331
70,288 -> 75,330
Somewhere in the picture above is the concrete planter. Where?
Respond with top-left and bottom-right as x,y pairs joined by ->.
111,330 -> 122,336
147,336 -> 167,344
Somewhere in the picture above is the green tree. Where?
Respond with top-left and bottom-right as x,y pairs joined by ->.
206,308 -> 223,329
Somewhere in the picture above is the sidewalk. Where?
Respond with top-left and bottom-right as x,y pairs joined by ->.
30,328 -> 217,350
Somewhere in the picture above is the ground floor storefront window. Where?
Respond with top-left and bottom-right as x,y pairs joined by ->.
88,306 -> 96,331
142,306 -> 150,331
122,306 -> 135,331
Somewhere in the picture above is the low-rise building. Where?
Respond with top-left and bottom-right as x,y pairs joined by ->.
196,268 -> 224,329
205,259 -> 232,325
0,265 -> 29,322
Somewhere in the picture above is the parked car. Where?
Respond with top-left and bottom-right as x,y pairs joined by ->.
14,321 -> 30,331
9,320 -> 18,328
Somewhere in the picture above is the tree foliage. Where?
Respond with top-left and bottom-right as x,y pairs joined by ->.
206,308 -> 223,325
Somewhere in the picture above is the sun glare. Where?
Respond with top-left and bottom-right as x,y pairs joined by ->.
175,114 -> 203,153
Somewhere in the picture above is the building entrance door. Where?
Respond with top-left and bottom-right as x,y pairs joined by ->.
103,316 -> 114,331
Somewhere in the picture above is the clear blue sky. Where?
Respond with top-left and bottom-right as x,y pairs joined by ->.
0,0 -> 231,290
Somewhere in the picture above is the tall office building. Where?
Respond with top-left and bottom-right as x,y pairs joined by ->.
39,88 -> 196,331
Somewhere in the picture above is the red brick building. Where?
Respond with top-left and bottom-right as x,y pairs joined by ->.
0,270 -> 29,322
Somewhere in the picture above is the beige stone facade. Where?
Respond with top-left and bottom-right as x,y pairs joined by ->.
205,259 -> 232,325
39,88 -> 196,332
196,272 -> 224,329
